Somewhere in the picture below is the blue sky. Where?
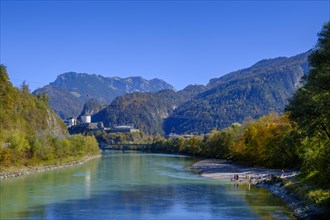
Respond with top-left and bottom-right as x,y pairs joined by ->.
1,0 -> 329,91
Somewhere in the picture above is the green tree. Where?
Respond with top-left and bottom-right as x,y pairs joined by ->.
20,81 -> 30,93
286,22 -> 330,186
287,22 -> 330,141
0,65 -> 16,109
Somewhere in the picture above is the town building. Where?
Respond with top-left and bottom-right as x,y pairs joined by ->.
109,125 -> 140,133
65,117 -> 77,127
81,115 -> 91,123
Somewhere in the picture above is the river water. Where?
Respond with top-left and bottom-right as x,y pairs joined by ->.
0,152 -> 294,220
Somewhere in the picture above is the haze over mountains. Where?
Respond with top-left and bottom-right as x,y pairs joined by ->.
34,51 -> 310,135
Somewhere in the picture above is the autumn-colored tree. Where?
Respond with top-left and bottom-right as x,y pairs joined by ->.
227,114 -> 298,168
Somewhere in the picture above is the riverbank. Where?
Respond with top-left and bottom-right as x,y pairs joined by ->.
0,154 -> 101,180
189,159 -> 325,220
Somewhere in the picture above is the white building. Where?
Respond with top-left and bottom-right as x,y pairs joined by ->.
65,117 -> 77,127
81,115 -> 91,124
110,125 -> 140,133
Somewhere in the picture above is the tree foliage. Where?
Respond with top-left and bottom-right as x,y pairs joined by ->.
93,130 -> 154,145
0,65 -> 99,170
151,113 -> 299,169
287,22 -> 330,140
286,22 -> 330,186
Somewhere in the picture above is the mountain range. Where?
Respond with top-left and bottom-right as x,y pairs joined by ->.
33,72 -> 174,119
95,51 -> 310,135
34,51 -> 310,135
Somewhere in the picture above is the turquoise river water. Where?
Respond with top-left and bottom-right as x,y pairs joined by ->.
0,152 -> 295,220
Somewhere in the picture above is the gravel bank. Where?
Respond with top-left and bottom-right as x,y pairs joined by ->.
189,159 -> 324,220
257,181 -> 324,220
0,154 -> 101,180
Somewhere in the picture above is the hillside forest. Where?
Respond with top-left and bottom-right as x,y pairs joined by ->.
0,65 -> 100,170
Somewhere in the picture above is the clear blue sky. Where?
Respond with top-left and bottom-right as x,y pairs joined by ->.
1,0 -> 329,91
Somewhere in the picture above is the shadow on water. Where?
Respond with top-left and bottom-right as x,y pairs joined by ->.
1,152 -> 294,220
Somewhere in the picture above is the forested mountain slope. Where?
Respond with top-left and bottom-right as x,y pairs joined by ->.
164,51 -> 310,134
92,85 -> 206,135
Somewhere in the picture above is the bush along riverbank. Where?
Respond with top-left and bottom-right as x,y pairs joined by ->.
189,159 -> 329,219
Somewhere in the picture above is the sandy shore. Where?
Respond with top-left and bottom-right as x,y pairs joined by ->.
189,159 -> 324,220
0,154 -> 101,180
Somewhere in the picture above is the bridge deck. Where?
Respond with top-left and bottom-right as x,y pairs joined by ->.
99,144 -> 151,151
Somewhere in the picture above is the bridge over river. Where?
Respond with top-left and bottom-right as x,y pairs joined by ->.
99,144 -> 152,151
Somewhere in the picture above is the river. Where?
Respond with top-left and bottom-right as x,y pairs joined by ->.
0,152 -> 294,219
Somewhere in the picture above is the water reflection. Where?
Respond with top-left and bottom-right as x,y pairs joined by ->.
0,158 -> 100,219
0,152 -> 294,220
